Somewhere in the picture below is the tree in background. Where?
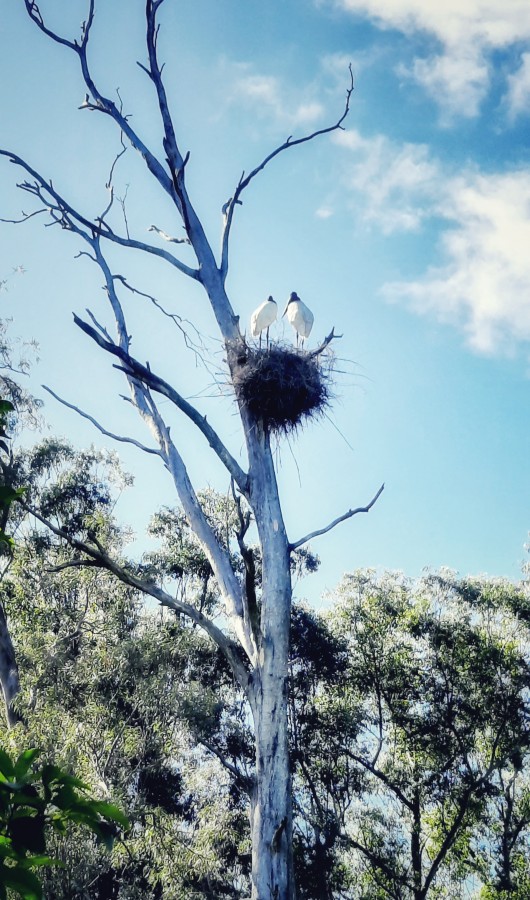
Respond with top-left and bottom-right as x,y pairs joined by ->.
2,441 -> 530,897
305,571 -> 530,899
1,442 -> 251,898
0,312 -> 41,727
0,4 -> 383,896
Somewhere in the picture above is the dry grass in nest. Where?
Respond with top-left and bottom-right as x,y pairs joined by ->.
232,342 -> 332,434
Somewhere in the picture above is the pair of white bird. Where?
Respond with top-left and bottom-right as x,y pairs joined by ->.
251,292 -> 314,348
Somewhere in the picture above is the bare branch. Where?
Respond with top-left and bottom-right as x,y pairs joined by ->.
199,738 -> 252,792
148,224 -> 190,245
97,132 -> 128,224
24,0 -> 78,50
0,208 -> 48,225
20,500 -> 252,694
306,327 -> 343,359
220,66 -> 354,279
73,313 -> 250,495
46,558 -> 103,573
231,477 -> 259,645
84,309 -> 112,342
114,275 -> 214,374
24,0 -> 182,208
0,151 -> 199,280
289,483 -> 384,551
42,385 -> 161,456
344,747 -> 413,811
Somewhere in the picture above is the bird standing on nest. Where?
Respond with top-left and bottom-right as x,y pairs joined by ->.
283,292 -> 314,348
250,296 -> 277,348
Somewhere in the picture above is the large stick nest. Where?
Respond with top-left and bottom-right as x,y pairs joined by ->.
231,342 -> 332,434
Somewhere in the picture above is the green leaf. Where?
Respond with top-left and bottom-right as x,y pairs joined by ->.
14,751 -> 40,781
89,801 -> 130,830
0,401 -> 14,415
0,751 -> 15,780
41,765 -> 87,792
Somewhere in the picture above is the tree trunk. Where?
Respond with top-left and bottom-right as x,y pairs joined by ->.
411,786 -> 423,900
0,600 -> 21,728
249,427 -> 296,899
251,661 -> 295,899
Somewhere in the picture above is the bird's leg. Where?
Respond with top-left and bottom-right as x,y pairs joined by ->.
259,333 -> 262,350
266,326 -> 270,349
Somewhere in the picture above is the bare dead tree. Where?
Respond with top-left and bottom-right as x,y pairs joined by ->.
1,3 -> 383,896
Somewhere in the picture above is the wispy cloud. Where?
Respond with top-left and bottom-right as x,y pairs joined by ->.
505,52 -> 530,120
398,48 -> 490,122
385,170 -> 530,354
330,0 -> 530,119
315,205 -> 334,219
335,127 -> 530,355
333,129 -> 440,232
227,65 -> 325,128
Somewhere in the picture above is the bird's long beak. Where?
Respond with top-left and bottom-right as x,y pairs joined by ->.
281,305 -> 289,317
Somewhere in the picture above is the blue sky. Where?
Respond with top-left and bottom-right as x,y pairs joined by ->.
1,0 -> 530,601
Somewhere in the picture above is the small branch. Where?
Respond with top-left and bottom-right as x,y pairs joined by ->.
230,477 -> 259,644
344,747 -> 413,812
42,385 -> 161,456
199,738 -> 252,792
220,66 -> 354,280
0,150 -> 199,280
306,327 -> 342,359
148,224 -> 190,245
0,208 -> 48,225
46,558 -> 103,573
289,483 -> 384,551
114,275 -> 214,374
23,0 -> 184,211
85,309 -> 112,342
344,833 -> 409,892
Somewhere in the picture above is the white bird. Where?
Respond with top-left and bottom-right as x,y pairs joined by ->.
251,296 -> 277,348
282,292 -> 314,348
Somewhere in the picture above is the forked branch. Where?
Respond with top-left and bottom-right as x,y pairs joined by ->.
289,482 -> 384,551
0,151 -> 199,280
307,327 -> 343,358
24,0 -> 180,207
220,65 -> 354,279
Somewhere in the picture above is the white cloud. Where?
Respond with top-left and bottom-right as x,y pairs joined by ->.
315,205 -> 334,218
334,0 -> 530,48
505,52 -> 530,119
332,0 -> 530,118
335,126 -> 530,355
384,170 -> 530,354
334,129 -> 440,232
230,68 -> 325,128
399,48 -> 490,121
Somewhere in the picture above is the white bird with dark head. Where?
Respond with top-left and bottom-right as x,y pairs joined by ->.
250,295 -> 277,348
282,292 -> 314,348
